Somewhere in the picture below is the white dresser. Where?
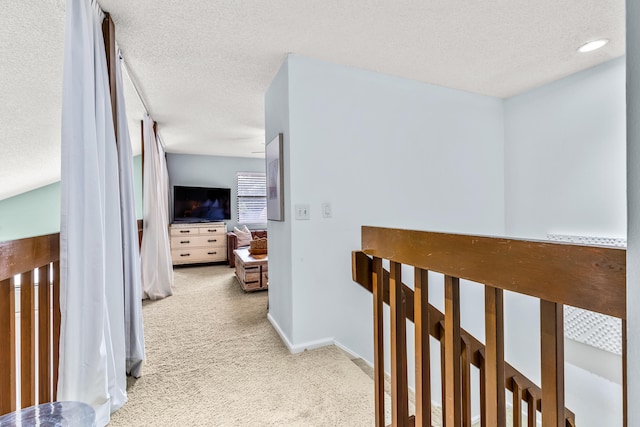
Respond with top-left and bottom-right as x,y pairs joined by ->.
169,222 -> 227,265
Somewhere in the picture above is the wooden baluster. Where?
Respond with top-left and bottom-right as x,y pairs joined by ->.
414,267 -> 431,427
527,391 -> 537,427
461,336 -> 471,427
479,351 -> 486,427
485,286 -> 506,427
390,261 -> 409,426
441,327 -> 447,426
20,271 -> 36,407
0,278 -> 16,414
444,275 -> 462,427
372,257 -> 385,427
352,245 -> 583,427
52,261 -> 61,400
540,300 -> 564,427
512,378 -> 522,427
38,265 -> 51,403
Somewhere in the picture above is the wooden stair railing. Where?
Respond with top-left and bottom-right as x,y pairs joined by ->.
352,227 -> 626,427
0,233 -> 61,416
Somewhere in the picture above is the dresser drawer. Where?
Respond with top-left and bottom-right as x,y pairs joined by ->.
171,235 -> 225,248
199,225 -> 225,235
170,226 -> 200,236
171,247 -> 226,264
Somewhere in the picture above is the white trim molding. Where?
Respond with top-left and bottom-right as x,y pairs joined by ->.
547,233 -> 626,248
267,313 -> 334,354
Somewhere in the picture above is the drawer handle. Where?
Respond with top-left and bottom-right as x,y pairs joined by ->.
180,240 -> 190,244
180,253 -> 191,257
208,229 -> 217,233
208,251 -> 217,255
208,239 -> 217,243
180,230 -> 190,233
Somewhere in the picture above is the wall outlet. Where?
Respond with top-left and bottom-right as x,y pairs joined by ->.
295,204 -> 311,220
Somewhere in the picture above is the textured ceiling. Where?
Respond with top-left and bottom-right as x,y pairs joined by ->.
0,1 -> 65,200
0,0 -> 625,200
0,0 -> 145,200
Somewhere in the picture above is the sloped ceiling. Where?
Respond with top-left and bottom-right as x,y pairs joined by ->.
0,0 -> 625,200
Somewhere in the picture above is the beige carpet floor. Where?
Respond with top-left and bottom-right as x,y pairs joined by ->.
109,265 -> 378,426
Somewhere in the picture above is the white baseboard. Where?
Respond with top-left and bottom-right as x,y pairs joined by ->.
266,315 -> 367,360
267,313 -> 295,351
267,313 -> 334,354
334,340 -> 370,363
290,336 -> 335,353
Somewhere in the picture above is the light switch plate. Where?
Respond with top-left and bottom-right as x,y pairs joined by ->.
295,204 -> 311,220
322,202 -> 332,218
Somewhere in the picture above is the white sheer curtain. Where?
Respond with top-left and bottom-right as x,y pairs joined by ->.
141,114 -> 174,300
116,49 -> 145,378
59,0 -> 126,425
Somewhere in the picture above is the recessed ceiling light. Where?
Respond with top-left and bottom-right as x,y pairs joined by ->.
578,39 -> 609,53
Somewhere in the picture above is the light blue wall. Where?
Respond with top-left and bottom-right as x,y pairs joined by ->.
0,155 -> 143,242
166,153 -> 265,231
0,182 -> 61,241
0,152 -> 262,242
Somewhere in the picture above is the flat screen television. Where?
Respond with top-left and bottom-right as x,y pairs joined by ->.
173,186 -> 231,223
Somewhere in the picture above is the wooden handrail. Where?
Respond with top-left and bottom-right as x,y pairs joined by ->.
0,234 -> 60,282
362,226 -> 626,319
0,233 -> 61,415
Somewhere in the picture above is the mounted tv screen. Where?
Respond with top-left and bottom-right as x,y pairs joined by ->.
173,186 -> 231,223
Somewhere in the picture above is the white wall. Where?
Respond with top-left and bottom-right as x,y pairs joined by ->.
285,54 -> 505,351
166,153 -> 265,231
505,57 -> 626,240
627,1 -> 640,424
265,59 -> 294,341
504,58 -> 626,426
265,55 -> 505,416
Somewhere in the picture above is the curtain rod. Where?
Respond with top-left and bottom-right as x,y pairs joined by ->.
119,53 -> 166,150
120,54 -> 149,116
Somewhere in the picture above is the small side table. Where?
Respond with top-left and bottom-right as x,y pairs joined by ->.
233,248 -> 268,292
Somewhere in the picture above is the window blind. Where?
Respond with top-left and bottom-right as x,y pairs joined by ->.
237,172 -> 267,224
